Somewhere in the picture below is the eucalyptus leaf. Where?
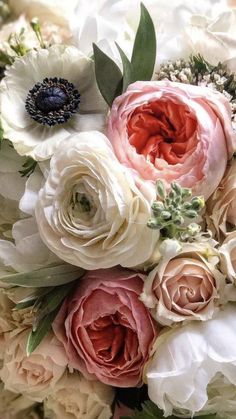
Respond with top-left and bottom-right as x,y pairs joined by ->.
115,43 -> 133,92
0,264 -> 85,287
131,3 -> 156,82
93,43 -> 123,106
27,308 -> 59,355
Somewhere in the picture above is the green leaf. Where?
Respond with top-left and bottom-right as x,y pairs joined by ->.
115,43 -> 133,92
131,3 -> 156,82
0,264 -> 85,287
0,120 -> 4,148
19,157 -> 37,177
93,43 -> 123,107
26,308 -> 59,355
33,282 -> 76,330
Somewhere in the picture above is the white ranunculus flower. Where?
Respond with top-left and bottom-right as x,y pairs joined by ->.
141,239 -> 224,326
44,372 -> 114,419
146,304 -> 236,418
35,131 -> 158,270
1,330 -> 68,402
0,45 -> 106,161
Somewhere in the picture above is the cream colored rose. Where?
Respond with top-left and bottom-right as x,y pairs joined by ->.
206,159 -> 236,240
1,330 -> 68,402
220,230 -> 236,283
44,372 -> 114,419
141,239 -> 224,325
35,132 -> 158,270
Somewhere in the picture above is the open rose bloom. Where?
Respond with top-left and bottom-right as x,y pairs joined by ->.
108,80 -> 236,199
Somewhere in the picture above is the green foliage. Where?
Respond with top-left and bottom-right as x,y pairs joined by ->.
27,281 -> 78,354
0,264 -> 85,287
147,181 -> 205,241
93,2 -> 156,106
93,43 -> 123,107
19,156 -> 38,177
130,3 -> 156,82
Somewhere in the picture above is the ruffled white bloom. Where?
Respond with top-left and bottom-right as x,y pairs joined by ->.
185,10 -> 236,66
0,45 -> 106,160
1,330 -> 68,402
146,304 -> 236,417
0,167 -> 59,273
0,141 -> 26,240
141,239 -> 224,326
44,372 -> 114,419
35,131 -> 158,270
71,0 -> 129,56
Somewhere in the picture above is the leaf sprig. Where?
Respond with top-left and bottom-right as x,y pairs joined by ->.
147,180 -> 205,241
93,3 -> 156,107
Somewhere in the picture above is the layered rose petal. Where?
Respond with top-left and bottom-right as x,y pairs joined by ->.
53,267 -> 159,387
141,239 -> 224,325
108,80 -> 236,199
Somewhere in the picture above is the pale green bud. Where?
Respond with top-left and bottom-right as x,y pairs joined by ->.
191,196 -> 205,211
171,182 -> 182,196
161,211 -> 172,221
152,201 -> 164,213
187,223 -> 201,235
181,188 -> 192,198
185,210 -> 198,219
156,180 -> 166,199
147,219 -> 162,229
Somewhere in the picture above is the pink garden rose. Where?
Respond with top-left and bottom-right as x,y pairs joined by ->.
108,80 -> 236,199
53,268 -> 158,387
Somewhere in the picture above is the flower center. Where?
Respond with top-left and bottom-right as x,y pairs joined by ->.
25,77 -> 80,126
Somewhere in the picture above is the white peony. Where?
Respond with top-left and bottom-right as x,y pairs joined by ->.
146,304 -> 236,417
71,0 -> 129,57
35,131 -> 158,270
0,45 -> 106,160
44,372 -> 114,419
1,330 -> 68,402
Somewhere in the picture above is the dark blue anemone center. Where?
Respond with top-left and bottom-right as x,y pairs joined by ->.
35,87 -> 68,113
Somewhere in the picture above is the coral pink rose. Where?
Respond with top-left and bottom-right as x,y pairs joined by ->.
108,80 -> 236,199
53,268 -> 158,387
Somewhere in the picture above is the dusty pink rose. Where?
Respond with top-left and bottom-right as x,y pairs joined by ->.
108,80 -> 236,199
53,268 -> 158,387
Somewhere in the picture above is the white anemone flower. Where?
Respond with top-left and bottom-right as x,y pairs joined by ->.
146,304 -> 236,418
0,45 -> 106,161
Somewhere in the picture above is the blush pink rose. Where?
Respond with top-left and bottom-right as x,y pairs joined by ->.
53,268 -> 159,387
108,80 -> 236,199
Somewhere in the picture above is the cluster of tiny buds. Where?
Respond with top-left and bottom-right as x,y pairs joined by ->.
147,180 -> 205,241
156,55 -> 236,131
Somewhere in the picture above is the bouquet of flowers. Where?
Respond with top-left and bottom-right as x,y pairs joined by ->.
0,0 -> 236,418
